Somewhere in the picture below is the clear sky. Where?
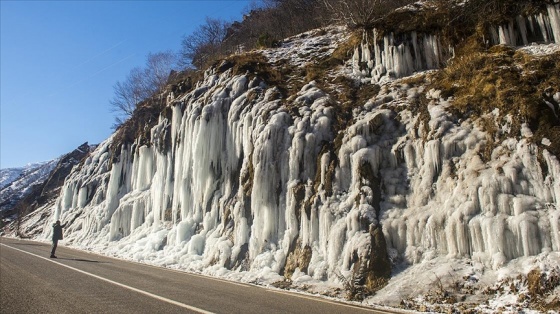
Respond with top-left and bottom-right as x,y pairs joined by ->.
1,0 -> 252,169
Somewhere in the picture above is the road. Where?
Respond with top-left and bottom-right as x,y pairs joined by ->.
0,237 -> 398,314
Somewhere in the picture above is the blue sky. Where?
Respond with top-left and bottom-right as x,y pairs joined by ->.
1,0 -> 252,169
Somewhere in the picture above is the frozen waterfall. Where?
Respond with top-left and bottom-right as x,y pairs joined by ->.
49,62 -> 560,282
352,30 -> 451,83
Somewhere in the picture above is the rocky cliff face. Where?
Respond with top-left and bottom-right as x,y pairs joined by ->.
31,143 -> 94,209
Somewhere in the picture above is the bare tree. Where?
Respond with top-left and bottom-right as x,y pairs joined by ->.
111,67 -> 147,120
179,17 -> 231,69
322,0 -> 414,28
111,51 -> 177,126
145,51 -> 178,90
260,0 -> 323,41
221,0 -> 324,52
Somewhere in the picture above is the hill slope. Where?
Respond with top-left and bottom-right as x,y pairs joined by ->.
1,143 -> 93,233
0,161 -> 59,220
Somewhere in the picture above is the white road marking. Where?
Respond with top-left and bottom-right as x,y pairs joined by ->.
0,243 -> 214,314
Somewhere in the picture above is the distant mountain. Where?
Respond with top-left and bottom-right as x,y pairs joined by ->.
0,142 -> 94,222
0,168 -> 23,190
0,162 -> 51,190
0,161 -> 59,215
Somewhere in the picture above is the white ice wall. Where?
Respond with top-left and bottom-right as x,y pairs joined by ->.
378,95 -> 560,268
48,47 -> 560,281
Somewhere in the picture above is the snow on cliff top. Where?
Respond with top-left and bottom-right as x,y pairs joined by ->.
261,26 -> 347,68
518,43 -> 560,56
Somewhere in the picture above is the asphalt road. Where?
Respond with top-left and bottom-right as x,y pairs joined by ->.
0,237 -> 398,314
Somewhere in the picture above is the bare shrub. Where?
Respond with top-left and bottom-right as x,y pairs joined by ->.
179,17 -> 230,69
322,0 -> 415,28
221,0 -> 325,53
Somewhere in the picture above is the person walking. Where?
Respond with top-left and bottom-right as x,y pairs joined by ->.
51,220 -> 67,258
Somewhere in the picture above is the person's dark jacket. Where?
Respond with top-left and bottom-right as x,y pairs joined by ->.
52,223 -> 64,241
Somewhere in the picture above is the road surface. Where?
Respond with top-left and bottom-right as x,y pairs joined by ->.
0,237 -> 399,314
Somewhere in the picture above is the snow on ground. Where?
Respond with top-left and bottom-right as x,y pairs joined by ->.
261,26 -> 347,67
0,168 -> 25,190
518,43 -> 560,56
370,252 -> 560,313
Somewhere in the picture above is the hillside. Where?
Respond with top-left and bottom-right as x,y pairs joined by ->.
7,1 -> 560,312
0,161 -> 59,221
1,143 -> 93,233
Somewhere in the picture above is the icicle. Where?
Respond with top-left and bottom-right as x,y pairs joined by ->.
516,16 -> 529,45
488,27 -> 500,46
537,14 -> 551,43
352,46 -> 361,76
104,155 -> 125,225
497,20 -> 518,46
547,4 -> 560,43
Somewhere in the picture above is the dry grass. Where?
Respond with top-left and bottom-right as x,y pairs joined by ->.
429,42 -> 560,160
217,52 -> 288,92
331,31 -> 362,61
368,0 -> 551,50
166,69 -> 203,96
302,31 -> 360,85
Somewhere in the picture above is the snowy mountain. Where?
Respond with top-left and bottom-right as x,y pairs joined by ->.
1,167 -> 27,190
8,2 -> 560,313
0,162 -> 52,190
0,161 -> 59,216
1,143 -> 93,227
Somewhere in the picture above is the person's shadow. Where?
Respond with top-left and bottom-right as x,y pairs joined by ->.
58,258 -> 108,263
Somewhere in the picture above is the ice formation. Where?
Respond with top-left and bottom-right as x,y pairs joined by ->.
352,4 -> 560,82
488,4 -> 560,46
352,30 -> 451,83
42,16 -> 560,290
